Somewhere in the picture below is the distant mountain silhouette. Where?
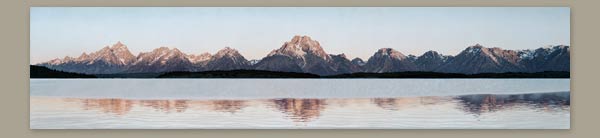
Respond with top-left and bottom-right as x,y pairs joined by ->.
36,35 -> 570,75
363,48 -> 418,73
254,35 -> 340,75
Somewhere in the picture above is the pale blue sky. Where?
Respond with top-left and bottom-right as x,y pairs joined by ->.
30,7 -> 570,64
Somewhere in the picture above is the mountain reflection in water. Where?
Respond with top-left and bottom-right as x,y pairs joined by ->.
371,96 -> 451,111
456,92 -> 570,115
73,99 -> 249,115
57,92 -> 569,124
269,98 -> 326,122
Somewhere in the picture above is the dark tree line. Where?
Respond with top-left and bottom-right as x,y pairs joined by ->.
30,65 -> 96,78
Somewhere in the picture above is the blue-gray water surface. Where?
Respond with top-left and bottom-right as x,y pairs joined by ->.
30,79 -> 570,129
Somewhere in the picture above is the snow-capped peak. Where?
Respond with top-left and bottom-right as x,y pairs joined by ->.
133,46 -> 189,65
111,41 -> 126,48
40,41 -> 136,66
351,57 -> 366,66
462,44 -> 502,64
418,50 -> 451,62
215,47 -> 242,58
543,45 -> 569,54
211,47 -> 249,65
465,44 -> 484,54
518,49 -> 535,60
268,35 -> 331,61
375,48 -> 406,60
517,45 -> 569,61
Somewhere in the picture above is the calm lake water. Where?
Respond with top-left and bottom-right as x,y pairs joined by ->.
30,79 -> 570,129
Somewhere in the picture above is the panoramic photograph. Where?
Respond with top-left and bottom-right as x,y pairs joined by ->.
30,7 -> 570,129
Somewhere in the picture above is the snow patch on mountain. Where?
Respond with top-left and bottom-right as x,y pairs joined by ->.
267,35 -> 331,61
187,52 -> 212,64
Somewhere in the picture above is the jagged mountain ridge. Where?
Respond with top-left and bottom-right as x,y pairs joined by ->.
38,41 -> 136,74
414,51 -> 453,72
433,44 -> 570,74
363,48 -> 418,73
254,35 -> 356,75
518,45 -> 570,72
435,44 -> 523,74
204,47 -> 251,71
38,43 -> 253,74
126,47 -> 192,73
37,36 -> 570,75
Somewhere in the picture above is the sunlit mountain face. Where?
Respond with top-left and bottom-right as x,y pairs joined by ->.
36,36 -> 569,75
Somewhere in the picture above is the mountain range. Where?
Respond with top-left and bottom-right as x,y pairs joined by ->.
36,35 -> 570,75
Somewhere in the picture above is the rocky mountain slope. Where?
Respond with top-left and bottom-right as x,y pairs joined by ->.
37,36 -> 570,75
